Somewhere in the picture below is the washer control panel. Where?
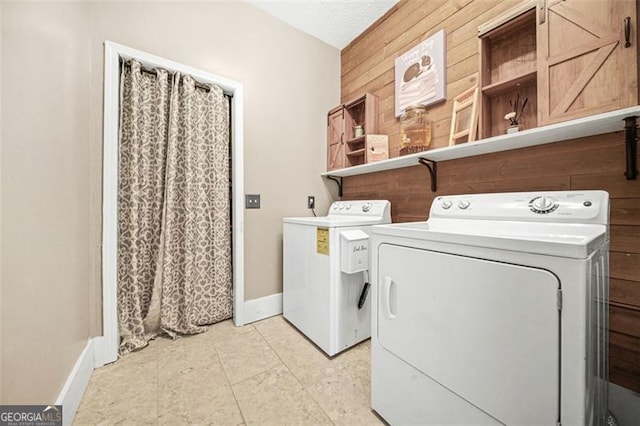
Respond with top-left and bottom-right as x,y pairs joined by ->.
431,191 -> 609,224
329,200 -> 391,220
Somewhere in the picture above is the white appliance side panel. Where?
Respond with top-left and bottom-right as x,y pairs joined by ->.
283,223 -> 331,354
377,244 -> 560,425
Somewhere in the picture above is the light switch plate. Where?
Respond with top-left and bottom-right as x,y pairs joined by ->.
245,194 -> 260,209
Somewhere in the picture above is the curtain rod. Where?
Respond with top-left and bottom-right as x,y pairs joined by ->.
120,58 -> 233,97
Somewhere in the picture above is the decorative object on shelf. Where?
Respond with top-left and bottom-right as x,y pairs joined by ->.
504,94 -> 528,134
449,85 -> 479,146
354,125 -> 364,138
394,29 -> 446,117
366,135 -> 389,163
399,104 -> 432,156
345,135 -> 389,167
322,106 -> 640,194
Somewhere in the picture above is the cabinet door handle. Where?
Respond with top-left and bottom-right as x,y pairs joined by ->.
624,17 -> 631,48
341,133 -> 344,144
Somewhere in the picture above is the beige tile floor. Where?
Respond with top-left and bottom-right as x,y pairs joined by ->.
74,315 -> 384,425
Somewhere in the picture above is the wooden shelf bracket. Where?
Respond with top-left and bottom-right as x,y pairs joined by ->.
624,116 -> 638,180
326,175 -> 343,197
418,158 -> 437,192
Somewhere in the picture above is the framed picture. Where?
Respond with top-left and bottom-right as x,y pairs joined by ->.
395,29 -> 447,117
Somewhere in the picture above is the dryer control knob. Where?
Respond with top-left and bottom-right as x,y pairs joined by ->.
362,202 -> 371,213
529,196 -> 558,214
441,200 -> 452,209
458,200 -> 470,210
339,204 -> 345,210
332,204 -> 339,210
345,203 -> 352,210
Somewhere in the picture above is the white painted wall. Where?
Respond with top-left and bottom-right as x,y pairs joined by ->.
1,1 -> 339,403
1,2 -> 92,403
0,2 -> 4,404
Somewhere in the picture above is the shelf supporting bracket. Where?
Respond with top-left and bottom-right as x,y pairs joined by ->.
418,158 -> 437,192
624,116 -> 638,180
326,175 -> 343,197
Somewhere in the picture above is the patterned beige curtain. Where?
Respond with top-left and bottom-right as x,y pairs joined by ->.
117,60 -> 231,355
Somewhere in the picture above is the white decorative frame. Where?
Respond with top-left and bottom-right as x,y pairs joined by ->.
98,41 -> 245,366
394,29 -> 447,117
449,85 -> 479,146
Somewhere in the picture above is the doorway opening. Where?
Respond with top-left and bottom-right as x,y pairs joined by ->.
100,41 -> 245,366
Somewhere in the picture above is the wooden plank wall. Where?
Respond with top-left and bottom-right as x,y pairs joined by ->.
341,0 -> 640,392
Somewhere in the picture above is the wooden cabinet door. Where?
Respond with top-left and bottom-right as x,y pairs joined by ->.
537,0 -> 638,125
327,107 -> 345,171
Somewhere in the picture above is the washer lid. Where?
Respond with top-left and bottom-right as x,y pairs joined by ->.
284,216 -> 387,227
372,218 -> 607,259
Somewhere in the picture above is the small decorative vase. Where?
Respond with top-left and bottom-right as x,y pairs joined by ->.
507,125 -> 519,134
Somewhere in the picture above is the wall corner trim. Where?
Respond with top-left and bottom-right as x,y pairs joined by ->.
243,293 -> 283,324
55,338 -> 99,426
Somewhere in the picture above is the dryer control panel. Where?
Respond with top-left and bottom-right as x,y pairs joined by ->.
431,191 -> 609,225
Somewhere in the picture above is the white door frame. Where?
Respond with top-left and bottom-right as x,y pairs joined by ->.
98,41 -> 245,366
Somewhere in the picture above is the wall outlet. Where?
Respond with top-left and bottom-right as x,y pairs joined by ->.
245,194 -> 261,209
307,196 -> 315,209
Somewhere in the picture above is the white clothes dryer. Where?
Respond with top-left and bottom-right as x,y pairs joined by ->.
371,191 -> 609,425
283,200 -> 391,356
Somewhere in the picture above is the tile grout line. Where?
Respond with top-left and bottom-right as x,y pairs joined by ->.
222,326 -> 295,390
214,325 -> 255,425
253,323 -> 305,389
217,325 -> 283,386
254,320 -> 337,425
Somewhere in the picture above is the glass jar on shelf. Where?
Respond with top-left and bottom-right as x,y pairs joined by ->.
399,104 -> 432,155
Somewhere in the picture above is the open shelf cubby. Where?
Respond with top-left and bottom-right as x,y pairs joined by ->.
479,6 -> 537,138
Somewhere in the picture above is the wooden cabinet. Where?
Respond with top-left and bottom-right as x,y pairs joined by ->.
479,2 -> 539,139
478,0 -> 638,138
326,93 -> 379,171
537,0 -> 638,125
327,106 -> 345,171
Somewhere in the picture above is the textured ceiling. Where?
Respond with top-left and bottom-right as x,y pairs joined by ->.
248,0 -> 400,50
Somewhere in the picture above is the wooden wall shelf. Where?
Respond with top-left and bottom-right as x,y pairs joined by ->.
322,105 -> 640,181
482,70 -> 537,97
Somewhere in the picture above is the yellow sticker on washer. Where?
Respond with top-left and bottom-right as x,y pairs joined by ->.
317,227 -> 329,255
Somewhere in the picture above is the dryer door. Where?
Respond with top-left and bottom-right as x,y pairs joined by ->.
377,244 -> 560,425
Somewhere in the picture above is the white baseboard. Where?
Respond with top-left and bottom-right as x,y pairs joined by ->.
56,338 -> 98,426
243,292 -> 283,324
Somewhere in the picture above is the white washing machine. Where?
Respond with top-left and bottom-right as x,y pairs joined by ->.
371,191 -> 609,425
283,200 -> 391,356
